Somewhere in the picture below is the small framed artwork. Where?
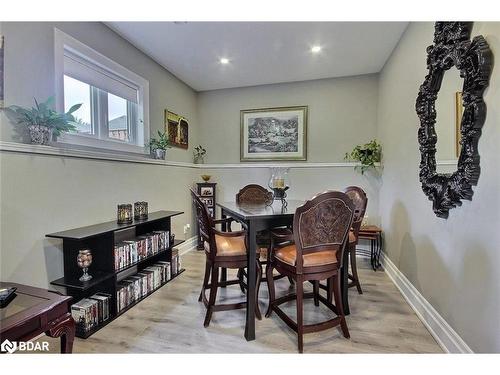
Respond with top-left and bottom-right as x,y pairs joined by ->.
201,198 -> 213,206
240,106 -> 308,161
455,91 -> 464,157
165,110 -> 189,149
207,208 -> 214,217
200,186 -> 214,196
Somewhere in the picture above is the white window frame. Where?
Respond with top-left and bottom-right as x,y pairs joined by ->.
54,28 -> 150,154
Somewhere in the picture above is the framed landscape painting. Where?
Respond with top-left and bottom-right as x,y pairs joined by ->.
240,106 -> 308,161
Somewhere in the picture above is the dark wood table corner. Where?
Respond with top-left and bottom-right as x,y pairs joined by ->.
0,282 -> 76,354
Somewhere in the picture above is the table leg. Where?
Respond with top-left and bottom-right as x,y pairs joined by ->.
46,313 -> 75,354
220,209 -> 228,286
341,251 -> 350,315
371,239 -> 376,271
245,220 -> 257,341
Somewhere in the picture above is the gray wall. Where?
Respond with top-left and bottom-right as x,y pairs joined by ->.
0,22 -> 199,162
377,22 -> 500,352
0,22 -> 199,287
196,74 -> 381,223
197,75 -> 379,163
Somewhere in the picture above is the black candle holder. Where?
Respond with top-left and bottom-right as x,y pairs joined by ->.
271,186 -> 289,208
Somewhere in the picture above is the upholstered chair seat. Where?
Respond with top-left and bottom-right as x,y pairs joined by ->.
275,244 -> 338,267
204,234 -> 247,257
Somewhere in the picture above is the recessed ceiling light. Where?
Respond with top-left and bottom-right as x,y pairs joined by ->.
311,45 -> 322,53
220,58 -> 230,64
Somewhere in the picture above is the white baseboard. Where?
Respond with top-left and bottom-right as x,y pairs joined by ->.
174,236 -> 198,256
380,252 -> 473,353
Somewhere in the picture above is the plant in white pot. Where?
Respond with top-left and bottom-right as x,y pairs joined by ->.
5,97 -> 81,145
148,130 -> 170,160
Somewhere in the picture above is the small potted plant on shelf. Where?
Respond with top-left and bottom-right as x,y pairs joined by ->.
148,130 -> 170,160
193,145 -> 206,164
5,97 -> 81,145
345,139 -> 382,174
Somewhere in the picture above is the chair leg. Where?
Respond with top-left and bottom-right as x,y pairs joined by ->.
237,268 -> 246,293
350,246 -> 363,294
333,274 -> 350,339
296,276 -> 304,353
327,278 -> 333,303
313,280 -> 319,307
199,260 -> 211,302
287,276 -> 294,286
204,265 -> 219,327
265,262 -> 276,318
220,267 -> 227,288
255,260 -> 263,320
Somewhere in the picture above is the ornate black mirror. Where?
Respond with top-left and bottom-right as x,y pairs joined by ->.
416,22 -> 492,218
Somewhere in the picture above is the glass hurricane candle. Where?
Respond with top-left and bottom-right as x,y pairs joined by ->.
117,204 -> 133,224
134,201 -> 148,221
268,167 -> 291,207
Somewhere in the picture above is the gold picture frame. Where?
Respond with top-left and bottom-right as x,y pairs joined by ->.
240,105 -> 308,161
164,109 -> 189,149
455,92 -> 464,157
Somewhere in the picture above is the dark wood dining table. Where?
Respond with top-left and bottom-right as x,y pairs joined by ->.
217,200 -> 351,341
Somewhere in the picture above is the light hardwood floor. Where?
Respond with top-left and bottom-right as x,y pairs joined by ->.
38,251 -> 442,353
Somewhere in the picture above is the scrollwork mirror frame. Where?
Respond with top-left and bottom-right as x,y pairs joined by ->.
416,22 -> 492,218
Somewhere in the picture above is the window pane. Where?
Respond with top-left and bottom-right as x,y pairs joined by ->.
108,93 -> 129,142
64,75 -> 92,134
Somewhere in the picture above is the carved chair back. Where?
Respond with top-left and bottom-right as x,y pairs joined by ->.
191,189 -> 216,259
293,191 -> 355,273
236,184 -> 273,205
343,186 -> 368,239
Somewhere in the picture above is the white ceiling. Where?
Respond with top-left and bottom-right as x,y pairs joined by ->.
106,22 -> 408,92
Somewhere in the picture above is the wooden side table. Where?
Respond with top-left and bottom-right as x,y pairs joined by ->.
357,225 -> 383,271
0,282 -> 75,353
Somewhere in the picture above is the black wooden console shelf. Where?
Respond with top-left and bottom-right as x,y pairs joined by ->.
46,210 -> 184,338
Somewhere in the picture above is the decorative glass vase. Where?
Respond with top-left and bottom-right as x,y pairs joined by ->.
77,249 -> 93,282
268,167 -> 291,207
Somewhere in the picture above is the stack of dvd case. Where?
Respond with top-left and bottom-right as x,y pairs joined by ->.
114,230 -> 169,270
71,293 -> 111,334
171,249 -> 181,276
116,261 -> 172,313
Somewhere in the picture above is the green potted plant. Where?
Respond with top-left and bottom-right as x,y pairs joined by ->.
5,97 -> 81,145
193,145 -> 206,164
148,130 -> 170,160
344,139 -> 382,174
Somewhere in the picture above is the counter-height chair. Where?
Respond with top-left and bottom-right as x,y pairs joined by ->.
319,186 -> 368,301
344,186 -> 368,295
266,190 -> 355,353
235,184 -> 293,289
191,190 -> 262,327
